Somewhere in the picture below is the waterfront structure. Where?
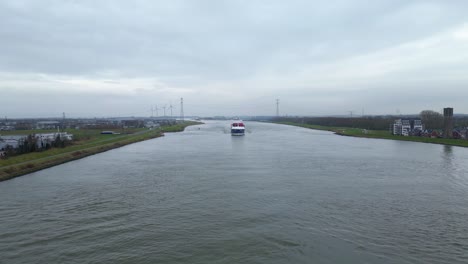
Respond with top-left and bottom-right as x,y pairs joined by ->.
443,107 -> 454,138
0,135 -> 24,149
392,119 -> 424,136
0,133 -> 73,151
392,119 -> 402,135
401,120 -> 411,136
413,120 -> 423,130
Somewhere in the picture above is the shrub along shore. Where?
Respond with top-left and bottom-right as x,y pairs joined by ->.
0,121 -> 201,182
275,121 -> 468,148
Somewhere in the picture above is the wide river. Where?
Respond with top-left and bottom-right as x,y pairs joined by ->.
1,121 -> 468,263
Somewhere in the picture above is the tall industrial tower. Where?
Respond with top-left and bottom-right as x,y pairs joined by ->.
276,99 -> 279,117
180,98 -> 184,121
443,107 -> 454,138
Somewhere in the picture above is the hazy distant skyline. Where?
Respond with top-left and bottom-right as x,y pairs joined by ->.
2,0 -> 468,118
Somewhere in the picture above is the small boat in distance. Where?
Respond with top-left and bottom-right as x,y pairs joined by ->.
231,120 -> 245,136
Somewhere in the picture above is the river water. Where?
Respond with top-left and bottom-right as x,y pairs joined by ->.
1,121 -> 468,264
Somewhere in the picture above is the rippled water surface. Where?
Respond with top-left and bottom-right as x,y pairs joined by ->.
1,121 -> 468,263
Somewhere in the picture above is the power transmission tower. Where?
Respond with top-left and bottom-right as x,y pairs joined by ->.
276,99 -> 279,117
180,98 -> 184,121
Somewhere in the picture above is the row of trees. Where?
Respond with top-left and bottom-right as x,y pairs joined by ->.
419,110 -> 443,130
419,110 -> 468,129
275,116 -> 395,130
275,110 -> 466,130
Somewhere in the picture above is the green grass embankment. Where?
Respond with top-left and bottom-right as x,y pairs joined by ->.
275,121 -> 468,148
0,121 -> 202,182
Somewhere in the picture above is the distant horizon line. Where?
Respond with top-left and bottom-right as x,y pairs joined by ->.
3,113 -> 468,120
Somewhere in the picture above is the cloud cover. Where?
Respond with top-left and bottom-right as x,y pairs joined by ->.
1,0 -> 468,117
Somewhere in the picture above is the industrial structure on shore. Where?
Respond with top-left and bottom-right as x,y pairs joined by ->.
443,107 -> 454,138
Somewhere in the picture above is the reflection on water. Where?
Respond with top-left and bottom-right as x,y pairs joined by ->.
444,144 -> 453,156
231,134 -> 245,147
441,144 -> 468,193
442,145 -> 454,168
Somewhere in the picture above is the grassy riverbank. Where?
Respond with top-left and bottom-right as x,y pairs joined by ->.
275,121 -> 468,148
0,121 -> 202,182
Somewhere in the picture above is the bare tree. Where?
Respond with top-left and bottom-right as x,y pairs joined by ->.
420,110 -> 443,129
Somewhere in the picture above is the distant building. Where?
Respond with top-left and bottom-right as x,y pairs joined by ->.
443,107 -> 454,138
0,125 -> 14,131
0,132 -> 73,151
15,121 -> 33,130
36,132 -> 73,149
413,120 -> 423,131
36,132 -> 73,141
121,120 -> 144,128
144,121 -> 161,129
392,119 -> 402,135
0,135 -> 24,150
36,121 -> 60,130
401,120 -> 411,136
452,130 -> 462,139
392,119 -> 424,136
430,130 -> 440,138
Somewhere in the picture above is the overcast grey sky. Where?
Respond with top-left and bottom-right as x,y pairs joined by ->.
1,0 -> 468,118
